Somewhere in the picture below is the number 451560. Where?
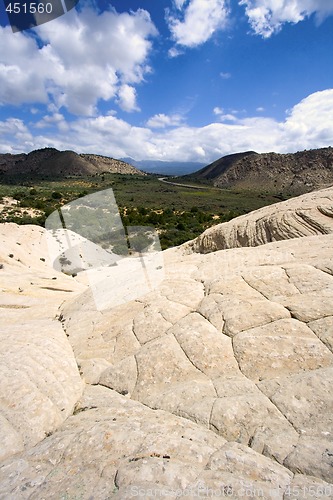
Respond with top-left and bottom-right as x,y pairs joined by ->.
6,3 -> 53,14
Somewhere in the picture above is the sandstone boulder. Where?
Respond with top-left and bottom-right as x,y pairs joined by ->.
184,186 -> 333,253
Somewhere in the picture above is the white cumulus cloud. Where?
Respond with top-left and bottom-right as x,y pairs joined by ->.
0,118 -> 34,153
2,90 -> 333,163
146,113 -> 184,128
117,85 -> 139,113
167,0 -> 229,48
213,107 -> 238,122
0,7 -> 157,115
240,0 -> 333,37
283,89 -> 333,150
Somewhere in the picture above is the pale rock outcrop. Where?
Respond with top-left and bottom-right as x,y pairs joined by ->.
0,224 -> 84,461
233,318 -> 333,381
54,231 -> 333,482
1,196 -> 333,498
184,186 -> 333,253
0,386 -> 298,500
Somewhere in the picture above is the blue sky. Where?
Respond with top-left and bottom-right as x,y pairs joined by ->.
0,0 -> 333,163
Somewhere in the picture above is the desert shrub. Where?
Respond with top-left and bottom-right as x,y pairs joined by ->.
138,206 -> 148,216
146,212 -> 161,225
13,191 -> 25,200
176,222 -> 185,231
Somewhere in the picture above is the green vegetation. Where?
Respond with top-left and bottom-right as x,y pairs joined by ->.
0,173 -> 290,249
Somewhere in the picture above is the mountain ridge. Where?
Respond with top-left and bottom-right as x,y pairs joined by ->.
186,147 -> 333,194
0,148 -> 144,177
120,157 -> 206,176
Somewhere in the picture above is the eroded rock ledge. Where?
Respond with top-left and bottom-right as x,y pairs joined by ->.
183,186 -> 333,254
0,212 -> 333,498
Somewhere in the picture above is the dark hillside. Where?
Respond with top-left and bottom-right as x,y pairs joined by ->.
0,148 -> 144,178
186,147 -> 333,195
191,151 -> 257,180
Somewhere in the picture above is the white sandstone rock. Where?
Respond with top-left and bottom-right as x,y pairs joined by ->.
1,188 -> 333,496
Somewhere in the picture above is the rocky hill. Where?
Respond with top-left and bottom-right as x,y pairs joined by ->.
0,148 -> 144,177
191,150 -> 257,180
188,147 -> 333,195
0,187 -> 333,497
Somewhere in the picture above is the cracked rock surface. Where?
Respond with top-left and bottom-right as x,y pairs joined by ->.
1,189 -> 333,498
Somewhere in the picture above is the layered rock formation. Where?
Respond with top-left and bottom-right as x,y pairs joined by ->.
185,186 -> 333,253
0,187 -> 333,498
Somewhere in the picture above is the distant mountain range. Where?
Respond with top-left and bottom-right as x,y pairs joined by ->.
2,147 -> 332,195
185,148 -> 333,194
0,148 -> 144,178
121,158 -> 205,176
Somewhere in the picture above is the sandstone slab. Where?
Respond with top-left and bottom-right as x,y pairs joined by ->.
0,385 -> 298,500
233,318 -> 333,381
1,209 -> 333,495
184,186 -> 333,254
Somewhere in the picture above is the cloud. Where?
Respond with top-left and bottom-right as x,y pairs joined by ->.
0,7 -> 157,115
220,72 -> 231,79
146,113 -> 184,128
240,0 -> 333,37
0,27 -> 50,106
2,89 -> 333,162
0,118 -> 34,153
174,0 -> 188,8
213,107 -> 238,122
117,85 -> 139,113
283,89 -> 333,150
35,112 -> 69,131
167,0 -> 333,49
213,107 -> 224,115
167,0 -> 229,48
168,46 -> 184,58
